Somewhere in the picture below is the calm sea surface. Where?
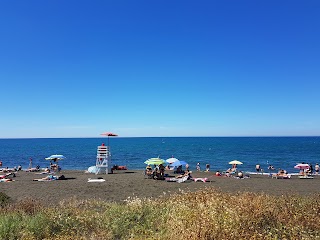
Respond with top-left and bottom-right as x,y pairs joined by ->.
0,137 -> 319,173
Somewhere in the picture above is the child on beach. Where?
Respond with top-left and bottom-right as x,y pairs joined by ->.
205,164 -> 210,172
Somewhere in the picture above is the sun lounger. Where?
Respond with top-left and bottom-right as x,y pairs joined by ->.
298,175 -> 314,179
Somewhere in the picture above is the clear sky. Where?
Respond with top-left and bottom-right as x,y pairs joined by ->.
0,0 -> 319,138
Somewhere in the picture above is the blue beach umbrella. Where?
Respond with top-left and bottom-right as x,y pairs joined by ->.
171,160 -> 188,167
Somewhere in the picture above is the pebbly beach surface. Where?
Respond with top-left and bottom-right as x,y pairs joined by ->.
1,169 -> 319,205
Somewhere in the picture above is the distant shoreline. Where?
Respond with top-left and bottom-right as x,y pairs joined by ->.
1,136 -> 320,140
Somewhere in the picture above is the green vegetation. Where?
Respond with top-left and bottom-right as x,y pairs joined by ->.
0,189 -> 319,239
0,192 -> 11,207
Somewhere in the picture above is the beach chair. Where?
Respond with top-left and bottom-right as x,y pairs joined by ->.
298,175 -> 314,179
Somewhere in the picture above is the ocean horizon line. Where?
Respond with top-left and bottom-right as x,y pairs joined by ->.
1,135 -> 320,140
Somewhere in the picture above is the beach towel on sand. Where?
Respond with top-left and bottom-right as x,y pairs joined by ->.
87,178 -> 106,182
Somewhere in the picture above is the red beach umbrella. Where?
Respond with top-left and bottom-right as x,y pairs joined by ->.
294,163 -> 310,170
100,132 -> 118,146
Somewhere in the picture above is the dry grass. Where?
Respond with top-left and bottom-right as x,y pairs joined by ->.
0,188 -> 319,239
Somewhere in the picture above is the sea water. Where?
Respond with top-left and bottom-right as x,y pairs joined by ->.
0,137 -> 319,174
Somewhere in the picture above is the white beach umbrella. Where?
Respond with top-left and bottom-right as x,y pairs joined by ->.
229,160 -> 243,165
166,157 -> 179,164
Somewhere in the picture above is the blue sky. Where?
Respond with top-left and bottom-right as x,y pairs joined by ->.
0,0 -> 319,138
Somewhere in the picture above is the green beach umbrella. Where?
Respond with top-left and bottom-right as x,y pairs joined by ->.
144,157 -> 165,165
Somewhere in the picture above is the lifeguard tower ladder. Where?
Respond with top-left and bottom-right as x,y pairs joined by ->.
95,144 -> 112,174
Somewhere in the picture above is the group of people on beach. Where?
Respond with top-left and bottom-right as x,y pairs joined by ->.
145,161 -> 250,182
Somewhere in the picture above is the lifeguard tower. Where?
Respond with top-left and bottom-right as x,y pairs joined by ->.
95,143 -> 112,174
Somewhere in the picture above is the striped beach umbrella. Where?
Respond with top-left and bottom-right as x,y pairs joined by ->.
144,157 -> 165,165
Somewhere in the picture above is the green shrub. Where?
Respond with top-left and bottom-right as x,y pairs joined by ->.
0,192 -> 11,207
0,214 -> 23,240
0,189 -> 319,239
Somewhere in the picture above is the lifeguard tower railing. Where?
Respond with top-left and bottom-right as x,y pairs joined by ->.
95,145 -> 112,174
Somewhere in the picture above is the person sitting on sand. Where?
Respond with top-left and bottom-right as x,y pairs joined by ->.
50,163 -> 59,171
176,170 -> 192,179
174,165 -> 183,174
185,163 -> 190,171
226,166 -> 237,174
231,164 -> 237,172
215,170 -> 222,176
272,169 -> 290,179
165,164 -> 171,170
158,164 -> 165,178
145,165 -> 153,176
237,171 -> 244,178
27,165 -> 40,172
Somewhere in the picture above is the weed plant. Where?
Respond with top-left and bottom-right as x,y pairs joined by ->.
0,189 -> 319,239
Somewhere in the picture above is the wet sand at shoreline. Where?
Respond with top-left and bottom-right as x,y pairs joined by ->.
1,170 -> 319,205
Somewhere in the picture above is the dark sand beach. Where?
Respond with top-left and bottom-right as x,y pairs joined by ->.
1,170 -> 319,205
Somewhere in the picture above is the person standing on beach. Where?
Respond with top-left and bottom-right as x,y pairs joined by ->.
0,160 -> 2,167
315,163 -> 319,175
268,165 -> 274,176
29,158 -> 32,169
255,164 -> 261,173
196,162 -> 200,171
308,164 -> 313,174
205,164 -> 210,172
